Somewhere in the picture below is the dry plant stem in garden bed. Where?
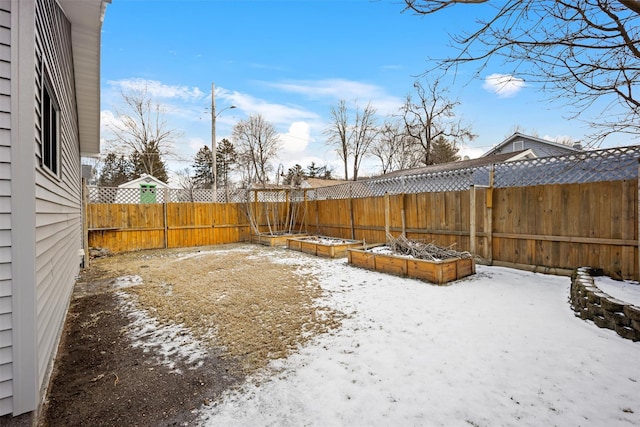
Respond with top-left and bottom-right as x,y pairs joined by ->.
387,234 -> 472,261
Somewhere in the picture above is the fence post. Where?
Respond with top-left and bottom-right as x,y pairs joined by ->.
254,190 -> 259,237
163,200 -> 168,249
82,178 -> 89,267
401,193 -> 406,236
384,192 -> 390,241
487,166 -> 494,264
303,189 -> 308,234
349,183 -> 355,240
315,201 -> 320,235
470,185 -> 476,255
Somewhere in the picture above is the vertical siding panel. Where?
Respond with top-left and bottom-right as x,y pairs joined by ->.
0,0 -> 12,416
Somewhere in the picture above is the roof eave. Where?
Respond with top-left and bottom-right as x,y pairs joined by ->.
58,0 -> 110,157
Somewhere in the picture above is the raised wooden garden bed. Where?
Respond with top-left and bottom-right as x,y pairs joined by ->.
347,245 -> 475,285
252,233 -> 307,247
287,236 -> 363,258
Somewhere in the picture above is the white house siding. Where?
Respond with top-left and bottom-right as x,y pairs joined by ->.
0,0 -> 11,416
32,0 -> 82,406
488,136 -> 579,158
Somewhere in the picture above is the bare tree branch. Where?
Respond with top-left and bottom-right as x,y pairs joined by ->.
324,99 -> 351,180
351,101 -> 379,181
106,86 -> 181,181
232,114 -> 280,186
401,78 -> 475,166
400,0 -> 640,143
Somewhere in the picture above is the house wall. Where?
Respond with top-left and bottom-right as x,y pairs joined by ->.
490,136 -> 576,158
1,0 -> 83,417
0,0 -> 12,416
33,0 -> 82,410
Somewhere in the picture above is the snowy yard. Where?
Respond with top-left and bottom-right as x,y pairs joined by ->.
193,248 -> 640,427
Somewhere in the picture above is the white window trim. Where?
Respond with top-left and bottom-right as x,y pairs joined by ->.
513,140 -> 524,152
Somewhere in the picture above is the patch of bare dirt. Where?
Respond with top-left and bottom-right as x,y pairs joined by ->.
39,244 -> 342,426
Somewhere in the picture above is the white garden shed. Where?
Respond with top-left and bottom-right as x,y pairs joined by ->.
116,174 -> 173,204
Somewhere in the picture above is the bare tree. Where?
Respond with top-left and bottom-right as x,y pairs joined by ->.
371,119 -> 422,174
351,101 -> 379,181
174,168 -> 197,202
105,86 -> 181,181
401,0 -> 640,142
402,78 -> 475,166
325,99 -> 379,181
232,114 -> 280,186
324,99 -> 350,180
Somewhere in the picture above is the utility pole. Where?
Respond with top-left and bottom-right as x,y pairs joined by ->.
211,82 -> 236,203
211,82 -> 217,202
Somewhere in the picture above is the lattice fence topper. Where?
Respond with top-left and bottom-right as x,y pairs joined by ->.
87,186 -> 249,204
308,144 -> 640,200
88,145 -> 640,204
493,145 -> 640,187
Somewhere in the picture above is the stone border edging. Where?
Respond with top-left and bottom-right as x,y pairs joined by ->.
570,267 -> 640,342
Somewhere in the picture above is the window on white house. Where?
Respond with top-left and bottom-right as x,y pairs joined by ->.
513,140 -> 524,152
41,78 -> 59,175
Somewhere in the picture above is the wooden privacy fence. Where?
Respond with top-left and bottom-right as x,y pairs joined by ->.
85,179 -> 639,280
304,179 -> 638,280
86,202 -> 251,253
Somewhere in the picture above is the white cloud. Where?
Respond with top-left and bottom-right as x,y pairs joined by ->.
458,145 -> 486,160
188,137 -> 208,152
100,109 -> 120,132
217,89 -> 320,126
266,78 -> 404,116
482,73 -> 525,98
107,78 -> 207,101
280,122 -> 312,155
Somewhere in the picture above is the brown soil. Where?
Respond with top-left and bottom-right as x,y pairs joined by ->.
38,244 -> 342,427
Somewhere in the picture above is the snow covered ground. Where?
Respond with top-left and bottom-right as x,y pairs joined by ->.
195,250 -> 639,427
595,275 -> 640,307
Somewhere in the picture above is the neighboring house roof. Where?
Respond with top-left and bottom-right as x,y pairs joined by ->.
118,174 -> 172,189
302,177 -> 350,188
377,150 -> 535,179
58,0 -> 111,156
248,183 -> 289,191
481,132 -> 582,158
248,178 -> 349,190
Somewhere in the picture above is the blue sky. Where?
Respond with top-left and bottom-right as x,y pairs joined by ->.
99,0 -> 634,180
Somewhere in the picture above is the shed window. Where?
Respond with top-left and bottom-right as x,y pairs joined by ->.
41,78 -> 60,175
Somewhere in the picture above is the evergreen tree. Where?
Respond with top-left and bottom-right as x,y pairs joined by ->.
131,145 -> 169,183
306,162 -> 321,177
192,146 -> 213,189
319,166 -> 334,180
430,136 -> 460,165
284,164 -> 304,186
98,152 -> 133,186
216,139 -> 237,191
305,162 -> 333,180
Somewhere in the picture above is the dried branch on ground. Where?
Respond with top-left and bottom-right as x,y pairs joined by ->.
387,234 -> 472,261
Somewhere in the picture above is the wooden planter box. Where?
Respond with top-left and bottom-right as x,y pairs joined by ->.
347,247 -> 475,285
251,233 -> 307,247
287,236 -> 363,258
